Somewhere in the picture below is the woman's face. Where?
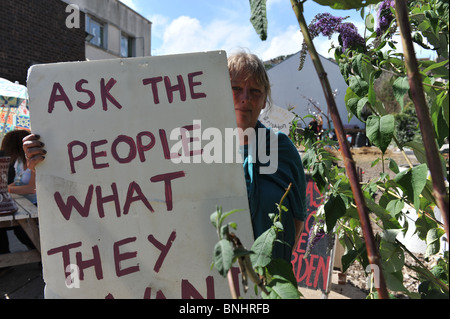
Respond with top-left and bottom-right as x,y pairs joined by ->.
231,75 -> 266,131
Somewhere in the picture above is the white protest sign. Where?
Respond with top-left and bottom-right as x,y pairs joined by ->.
27,51 -> 255,299
259,105 -> 294,135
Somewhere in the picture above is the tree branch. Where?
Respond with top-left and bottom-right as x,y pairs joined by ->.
394,0 -> 449,242
290,0 -> 390,299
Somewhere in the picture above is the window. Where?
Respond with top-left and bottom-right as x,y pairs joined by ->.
86,16 -> 106,49
120,34 -> 135,58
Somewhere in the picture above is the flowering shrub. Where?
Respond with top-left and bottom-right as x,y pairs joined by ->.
229,0 -> 449,299
295,0 -> 449,299
376,0 -> 396,36
394,102 -> 421,145
299,12 -> 365,70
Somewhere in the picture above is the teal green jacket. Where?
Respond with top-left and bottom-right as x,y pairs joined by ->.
243,121 -> 307,262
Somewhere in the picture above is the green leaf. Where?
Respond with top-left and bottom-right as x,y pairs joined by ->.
349,75 -> 369,97
312,0 -> 383,10
220,209 -> 244,227
380,240 -> 405,273
383,270 -> 407,292
324,194 -> 346,231
210,207 -> 221,228
367,71 -> 377,106
351,54 -> 364,77
386,199 -> 404,218
366,114 -> 395,154
393,77 -> 410,110
249,0 -> 268,41
356,97 -> 369,120
404,141 -> 427,165
415,212 -> 436,241
395,164 -> 428,211
211,207 -> 244,231
346,97 -> 360,119
381,229 -> 404,243
263,278 -> 301,299
365,195 -> 402,229
425,228 -> 441,258
422,59 -> 449,75
263,259 -> 301,299
266,259 -> 298,287
388,158 -> 400,174
365,13 -> 375,31
251,227 -> 277,268
213,239 -> 233,277
432,91 -> 450,146
436,91 -> 449,127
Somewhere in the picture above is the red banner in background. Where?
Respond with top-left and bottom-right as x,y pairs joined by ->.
291,175 -> 333,292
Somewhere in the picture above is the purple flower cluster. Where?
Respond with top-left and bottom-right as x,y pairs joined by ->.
303,219 -> 326,258
376,0 -> 395,36
309,13 -> 365,51
309,13 -> 346,39
337,23 -> 366,51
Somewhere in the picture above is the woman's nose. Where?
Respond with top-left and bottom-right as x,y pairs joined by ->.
240,88 -> 250,102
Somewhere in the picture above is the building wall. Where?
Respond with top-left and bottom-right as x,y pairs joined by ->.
67,0 -> 152,60
0,0 -> 86,85
267,52 -> 364,129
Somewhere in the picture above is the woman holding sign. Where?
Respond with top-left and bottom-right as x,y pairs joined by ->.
228,51 -> 306,262
2,129 -> 37,205
23,51 -> 306,263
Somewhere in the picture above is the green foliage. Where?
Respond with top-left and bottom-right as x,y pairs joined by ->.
418,251 -> 449,298
288,0 -> 449,299
210,204 -> 301,299
211,207 -> 244,277
238,0 -> 449,299
249,0 -> 268,41
312,0 -> 383,10
394,103 -> 421,146
366,114 -> 395,154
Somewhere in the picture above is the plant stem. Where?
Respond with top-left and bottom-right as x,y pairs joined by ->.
278,183 -> 292,218
290,0 -> 390,299
396,239 -> 449,294
394,0 -> 449,242
227,270 -> 238,299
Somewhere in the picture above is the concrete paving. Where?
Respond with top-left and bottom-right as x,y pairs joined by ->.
0,230 -> 44,299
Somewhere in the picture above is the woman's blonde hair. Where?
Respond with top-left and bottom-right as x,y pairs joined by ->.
227,51 -> 272,108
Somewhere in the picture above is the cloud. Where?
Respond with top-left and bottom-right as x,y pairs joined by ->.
266,0 -> 284,10
155,16 -> 255,56
256,25 -> 303,60
151,11 -> 305,61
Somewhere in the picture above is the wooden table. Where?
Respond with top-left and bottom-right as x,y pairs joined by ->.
0,194 -> 41,268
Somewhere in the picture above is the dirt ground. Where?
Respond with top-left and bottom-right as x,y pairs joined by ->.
325,146 -> 428,298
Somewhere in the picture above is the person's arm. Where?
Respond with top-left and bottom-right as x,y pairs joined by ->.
8,169 -> 36,195
22,134 -> 46,172
293,219 -> 304,252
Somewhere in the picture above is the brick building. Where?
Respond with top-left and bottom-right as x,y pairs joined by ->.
1,0 -> 152,86
0,0 -> 86,85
